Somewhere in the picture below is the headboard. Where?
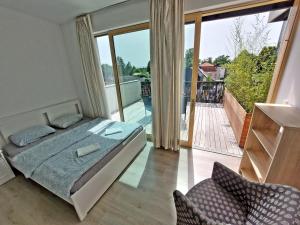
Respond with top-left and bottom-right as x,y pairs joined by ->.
0,99 -> 82,147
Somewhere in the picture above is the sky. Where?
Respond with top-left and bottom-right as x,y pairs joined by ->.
97,30 -> 150,68
97,12 -> 283,67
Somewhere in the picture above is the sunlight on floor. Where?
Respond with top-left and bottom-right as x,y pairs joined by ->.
176,149 -> 190,194
119,143 -> 151,188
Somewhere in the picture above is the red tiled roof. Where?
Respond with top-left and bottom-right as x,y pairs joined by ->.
200,62 -> 215,67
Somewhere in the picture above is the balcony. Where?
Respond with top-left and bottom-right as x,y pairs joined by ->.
109,79 -> 242,157
107,79 -> 152,134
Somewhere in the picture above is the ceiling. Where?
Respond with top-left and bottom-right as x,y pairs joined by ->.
0,0 -> 129,23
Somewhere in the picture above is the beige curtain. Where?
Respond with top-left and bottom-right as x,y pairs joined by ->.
76,14 -> 110,119
150,0 -> 184,151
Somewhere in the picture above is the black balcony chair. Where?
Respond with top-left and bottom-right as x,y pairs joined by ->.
173,162 -> 300,225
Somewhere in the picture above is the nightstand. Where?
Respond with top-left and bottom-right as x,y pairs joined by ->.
0,150 -> 15,185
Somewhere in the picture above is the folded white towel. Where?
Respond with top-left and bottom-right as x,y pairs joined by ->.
105,128 -> 123,136
77,143 -> 100,157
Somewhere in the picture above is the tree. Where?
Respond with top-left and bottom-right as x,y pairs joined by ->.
225,50 -> 258,112
202,57 -> 213,64
246,15 -> 271,55
252,46 -> 277,103
117,56 -> 126,76
124,62 -> 133,75
230,17 -> 245,57
225,47 -> 277,112
228,14 -> 271,57
147,61 -> 151,73
184,48 -> 194,68
213,55 -> 231,66
256,46 -> 277,73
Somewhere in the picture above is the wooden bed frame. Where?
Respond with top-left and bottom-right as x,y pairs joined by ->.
0,99 -> 147,221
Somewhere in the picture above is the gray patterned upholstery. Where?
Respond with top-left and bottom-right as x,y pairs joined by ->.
173,162 -> 300,225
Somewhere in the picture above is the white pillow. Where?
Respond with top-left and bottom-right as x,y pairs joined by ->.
50,113 -> 83,129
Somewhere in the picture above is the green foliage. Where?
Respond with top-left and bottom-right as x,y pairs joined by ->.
256,46 -> 277,73
206,75 -> 213,82
185,48 -> 194,68
201,57 -> 213,64
116,56 -> 150,78
124,62 -> 134,75
117,56 -> 126,76
147,61 -> 151,73
225,48 -> 277,112
213,55 -> 231,66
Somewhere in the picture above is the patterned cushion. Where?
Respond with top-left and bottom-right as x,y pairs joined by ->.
173,190 -> 223,225
212,162 -> 300,225
186,179 -> 247,225
244,183 -> 300,225
174,162 -> 300,225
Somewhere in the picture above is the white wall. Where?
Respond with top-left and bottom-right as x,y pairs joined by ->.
91,0 -> 248,32
0,6 -> 78,118
275,19 -> 300,107
91,0 -> 149,32
61,20 -> 93,115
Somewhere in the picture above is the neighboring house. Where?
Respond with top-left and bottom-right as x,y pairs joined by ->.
199,62 -> 226,80
200,62 -> 217,80
217,67 -> 226,80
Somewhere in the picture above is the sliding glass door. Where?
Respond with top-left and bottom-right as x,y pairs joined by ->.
95,26 -> 152,137
180,23 -> 195,144
113,29 -> 152,135
96,35 -> 121,121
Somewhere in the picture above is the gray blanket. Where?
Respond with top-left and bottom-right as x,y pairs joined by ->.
12,118 -> 141,199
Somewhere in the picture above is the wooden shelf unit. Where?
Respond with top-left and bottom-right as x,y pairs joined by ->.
239,103 -> 300,189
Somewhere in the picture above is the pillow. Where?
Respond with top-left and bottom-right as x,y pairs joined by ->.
50,113 -> 83,129
9,125 -> 56,147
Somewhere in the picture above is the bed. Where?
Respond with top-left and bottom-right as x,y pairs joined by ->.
0,99 -> 147,221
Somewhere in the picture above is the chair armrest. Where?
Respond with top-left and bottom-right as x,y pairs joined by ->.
173,190 -> 221,225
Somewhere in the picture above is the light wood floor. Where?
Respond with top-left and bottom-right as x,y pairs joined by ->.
0,143 -> 241,225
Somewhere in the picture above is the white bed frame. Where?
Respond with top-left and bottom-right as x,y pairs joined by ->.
0,99 -> 147,221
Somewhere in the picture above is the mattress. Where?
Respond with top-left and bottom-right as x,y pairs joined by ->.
71,125 -> 143,193
3,118 -> 144,195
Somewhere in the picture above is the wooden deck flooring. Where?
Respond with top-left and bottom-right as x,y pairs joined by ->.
192,103 -> 242,157
114,101 -> 242,157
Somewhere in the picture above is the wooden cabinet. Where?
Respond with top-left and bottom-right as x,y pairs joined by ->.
239,103 -> 300,189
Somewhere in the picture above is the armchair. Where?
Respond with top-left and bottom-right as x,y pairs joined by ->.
173,162 -> 300,225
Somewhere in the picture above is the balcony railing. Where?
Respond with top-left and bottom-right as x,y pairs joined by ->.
196,81 -> 225,103
183,81 -> 225,104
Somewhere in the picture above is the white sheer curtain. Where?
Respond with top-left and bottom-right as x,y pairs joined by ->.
76,14 -> 110,119
150,0 -> 184,151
